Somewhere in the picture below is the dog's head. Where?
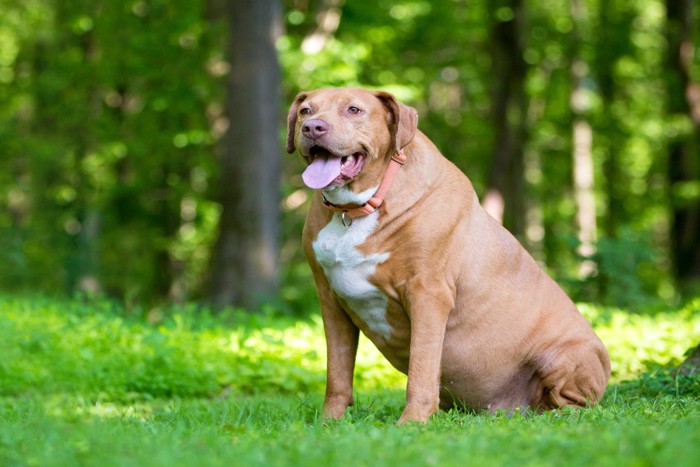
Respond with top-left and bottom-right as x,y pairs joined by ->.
286,88 -> 418,191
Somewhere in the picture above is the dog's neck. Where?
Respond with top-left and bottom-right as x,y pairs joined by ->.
320,150 -> 407,225
321,184 -> 377,207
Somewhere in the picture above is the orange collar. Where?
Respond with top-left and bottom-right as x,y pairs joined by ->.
321,150 -> 407,226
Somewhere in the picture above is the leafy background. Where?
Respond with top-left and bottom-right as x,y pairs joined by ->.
0,0 -> 698,310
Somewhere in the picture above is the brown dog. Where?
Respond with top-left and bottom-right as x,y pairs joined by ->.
287,87 -> 610,424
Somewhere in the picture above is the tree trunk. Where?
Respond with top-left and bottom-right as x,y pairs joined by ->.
208,0 -> 283,310
571,0 -> 597,279
596,0 -> 626,241
666,0 -> 700,290
594,0 -> 632,297
301,0 -> 344,54
667,0 -> 700,374
482,0 -> 528,239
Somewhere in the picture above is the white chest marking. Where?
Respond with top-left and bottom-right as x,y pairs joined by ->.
313,207 -> 392,340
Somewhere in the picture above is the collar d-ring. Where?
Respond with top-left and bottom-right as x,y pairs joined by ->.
341,211 -> 353,227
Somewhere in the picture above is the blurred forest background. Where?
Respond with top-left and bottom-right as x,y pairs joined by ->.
0,0 -> 699,313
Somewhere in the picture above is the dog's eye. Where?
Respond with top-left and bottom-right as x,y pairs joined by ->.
348,106 -> 362,115
299,108 -> 311,116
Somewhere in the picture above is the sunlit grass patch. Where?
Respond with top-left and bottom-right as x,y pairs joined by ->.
0,296 -> 404,401
1,296 -> 698,399
579,299 -> 700,382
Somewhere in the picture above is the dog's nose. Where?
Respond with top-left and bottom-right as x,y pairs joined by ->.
302,119 -> 329,139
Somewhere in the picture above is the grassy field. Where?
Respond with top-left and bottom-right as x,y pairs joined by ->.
1,296 -> 700,466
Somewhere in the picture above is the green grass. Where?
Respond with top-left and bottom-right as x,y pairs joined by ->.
1,296 -> 700,466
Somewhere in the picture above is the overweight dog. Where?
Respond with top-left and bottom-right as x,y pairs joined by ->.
286,87 -> 610,424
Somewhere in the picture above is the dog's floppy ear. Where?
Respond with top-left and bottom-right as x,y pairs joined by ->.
373,91 -> 418,153
286,92 -> 310,154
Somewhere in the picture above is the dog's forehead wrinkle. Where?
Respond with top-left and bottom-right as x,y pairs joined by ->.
311,88 -> 378,109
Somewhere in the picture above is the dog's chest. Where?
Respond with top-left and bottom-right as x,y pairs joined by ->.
312,213 -> 392,339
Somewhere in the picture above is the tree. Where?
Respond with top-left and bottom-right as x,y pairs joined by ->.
666,0 -> 700,372
482,0 -> 528,238
666,0 -> 700,289
208,0 -> 283,310
0,0 -> 698,308
595,0 -> 632,240
570,0 -> 597,278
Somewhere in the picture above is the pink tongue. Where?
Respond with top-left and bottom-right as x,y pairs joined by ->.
302,154 -> 342,189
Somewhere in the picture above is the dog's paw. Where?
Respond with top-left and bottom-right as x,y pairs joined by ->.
321,398 -> 352,421
396,403 -> 436,425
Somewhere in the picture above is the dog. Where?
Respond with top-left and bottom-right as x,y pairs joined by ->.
286,87 -> 610,424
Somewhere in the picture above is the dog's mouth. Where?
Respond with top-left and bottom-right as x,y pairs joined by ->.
302,145 -> 367,190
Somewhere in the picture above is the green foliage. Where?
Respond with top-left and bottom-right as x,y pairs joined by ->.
1,0 -> 696,304
0,296 -> 404,400
1,297 -> 700,466
581,299 -> 700,381
0,0 -> 222,302
564,228 -> 667,305
3,297 -> 699,401
593,231 -> 658,304
619,366 -> 700,398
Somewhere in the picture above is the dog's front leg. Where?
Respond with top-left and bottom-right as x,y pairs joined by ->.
321,299 -> 359,420
397,284 -> 453,425
312,269 -> 360,421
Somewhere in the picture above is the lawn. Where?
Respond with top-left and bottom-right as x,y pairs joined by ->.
1,296 -> 700,466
